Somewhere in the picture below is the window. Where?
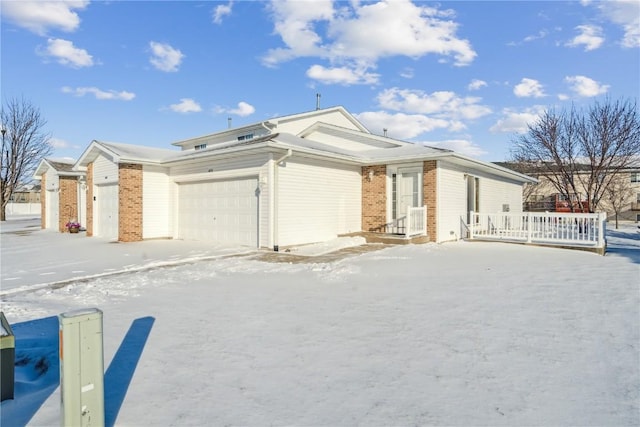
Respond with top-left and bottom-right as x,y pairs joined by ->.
237,133 -> 254,141
194,144 -> 207,150
631,172 -> 640,183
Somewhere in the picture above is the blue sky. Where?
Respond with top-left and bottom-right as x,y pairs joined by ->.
1,0 -> 638,162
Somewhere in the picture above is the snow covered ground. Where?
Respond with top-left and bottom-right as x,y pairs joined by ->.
1,216 -> 638,426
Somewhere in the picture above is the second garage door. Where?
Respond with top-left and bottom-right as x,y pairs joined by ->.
178,177 -> 258,246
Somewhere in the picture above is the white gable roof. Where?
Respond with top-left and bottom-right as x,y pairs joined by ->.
170,106 -> 368,150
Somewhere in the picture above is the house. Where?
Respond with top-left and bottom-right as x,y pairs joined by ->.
33,158 -> 87,232
48,106 -> 536,248
496,161 -> 640,222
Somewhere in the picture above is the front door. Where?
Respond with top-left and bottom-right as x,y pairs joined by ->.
393,167 -> 422,233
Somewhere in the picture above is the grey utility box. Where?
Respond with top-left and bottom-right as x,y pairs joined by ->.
0,312 -> 15,402
59,308 -> 105,427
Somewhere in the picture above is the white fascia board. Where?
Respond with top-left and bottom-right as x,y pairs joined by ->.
75,140 -> 121,168
443,153 -> 538,183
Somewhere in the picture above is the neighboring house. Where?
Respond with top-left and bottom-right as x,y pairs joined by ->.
62,106 -> 534,248
9,183 -> 41,203
33,158 -> 87,232
496,161 -> 640,221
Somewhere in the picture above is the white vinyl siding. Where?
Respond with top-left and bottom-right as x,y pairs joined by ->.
277,157 -> 361,247
437,161 -> 524,243
92,154 -> 118,185
437,163 -> 468,242
276,110 -> 363,135
143,165 -> 172,239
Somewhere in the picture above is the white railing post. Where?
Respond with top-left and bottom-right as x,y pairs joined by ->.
469,211 -> 474,240
597,212 -> 606,248
527,211 -> 532,243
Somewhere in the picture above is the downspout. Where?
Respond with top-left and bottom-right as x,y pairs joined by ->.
273,149 -> 292,252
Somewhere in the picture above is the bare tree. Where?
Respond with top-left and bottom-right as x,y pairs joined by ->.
510,98 -> 640,212
1,97 -> 52,221
603,174 -> 635,229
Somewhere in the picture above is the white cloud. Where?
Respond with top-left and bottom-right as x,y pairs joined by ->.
215,102 -> 256,117
468,79 -> 487,91
1,1 -> 88,35
213,2 -> 233,24
566,25 -> 604,51
262,0 -> 476,82
377,87 -> 492,121
306,64 -> 379,85
421,139 -> 487,157
564,75 -> 609,97
39,38 -> 93,68
149,42 -> 184,72
355,111 -> 452,140
61,86 -> 135,101
490,106 -> 547,134
513,78 -> 546,98
399,68 -> 414,79
523,29 -> 549,43
169,98 -> 202,114
589,0 -> 640,48
48,137 -> 70,149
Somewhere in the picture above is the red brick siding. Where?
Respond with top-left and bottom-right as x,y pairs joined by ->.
423,160 -> 437,242
118,163 -> 143,242
59,176 -> 78,232
361,165 -> 387,232
86,163 -> 94,236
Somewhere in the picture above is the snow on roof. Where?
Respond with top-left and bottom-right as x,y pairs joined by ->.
97,141 -> 180,162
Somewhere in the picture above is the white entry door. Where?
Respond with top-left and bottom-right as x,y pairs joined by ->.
178,177 -> 258,246
96,184 -> 118,240
46,189 -> 59,230
393,167 -> 422,233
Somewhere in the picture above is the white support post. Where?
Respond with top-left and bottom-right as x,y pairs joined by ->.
59,308 -> 105,427
527,212 -> 532,243
469,211 -> 474,239
597,212 -> 606,248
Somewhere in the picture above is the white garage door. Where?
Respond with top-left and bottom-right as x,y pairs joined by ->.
96,184 -> 118,240
46,189 -> 59,230
178,177 -> 258,246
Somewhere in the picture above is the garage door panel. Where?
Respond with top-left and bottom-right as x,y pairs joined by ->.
178,177 -> 258,246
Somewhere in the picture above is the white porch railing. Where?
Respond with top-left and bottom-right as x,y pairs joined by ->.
405,206 -> 427,237
469,211 -> 606,249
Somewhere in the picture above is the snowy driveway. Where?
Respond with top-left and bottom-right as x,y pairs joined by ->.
0,216 -> 255,295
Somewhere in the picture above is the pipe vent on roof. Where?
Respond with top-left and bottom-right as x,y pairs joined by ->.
228,117 -> 232,129
316,93 -> 321,110
383,128 -> 388,137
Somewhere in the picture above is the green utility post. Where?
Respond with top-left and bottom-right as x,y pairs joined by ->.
59,308 -> 105,427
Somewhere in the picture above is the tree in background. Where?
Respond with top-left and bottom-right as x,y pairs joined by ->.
1,97 -> 52,221
510,98 -> 640,213
603,174 -> 635,229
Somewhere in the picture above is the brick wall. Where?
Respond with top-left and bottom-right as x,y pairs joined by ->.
40,175 -> 46,229
59,176 -> 78,232
118,163 -> 143,242
361,165 -> 387,232
86,163 -> 94,236
423,160 -> 437,242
